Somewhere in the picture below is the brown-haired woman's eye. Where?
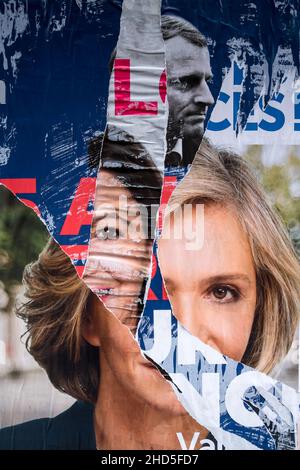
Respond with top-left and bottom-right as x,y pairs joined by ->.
96,225 -> 120,240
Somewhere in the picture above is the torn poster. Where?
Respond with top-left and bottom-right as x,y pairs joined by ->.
0,0 -> 300,451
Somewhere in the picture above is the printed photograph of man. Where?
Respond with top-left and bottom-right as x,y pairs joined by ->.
162,16 -> 215,168
108,15 -> 215,169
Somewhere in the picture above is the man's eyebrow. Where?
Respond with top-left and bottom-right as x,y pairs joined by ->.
172,73 -> 202,80
169,72 -> 213,82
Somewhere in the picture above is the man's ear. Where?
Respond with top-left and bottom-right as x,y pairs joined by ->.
81,293 -> 102,347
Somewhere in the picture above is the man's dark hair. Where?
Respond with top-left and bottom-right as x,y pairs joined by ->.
160,15 -> 207,48
108,15 -> 207,72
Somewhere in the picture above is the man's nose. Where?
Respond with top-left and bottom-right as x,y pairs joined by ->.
193,81 -> 214,107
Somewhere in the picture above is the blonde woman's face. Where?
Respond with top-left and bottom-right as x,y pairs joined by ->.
158,203 -> 257,363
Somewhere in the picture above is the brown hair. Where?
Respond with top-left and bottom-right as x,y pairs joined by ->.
18,238 -> 99,403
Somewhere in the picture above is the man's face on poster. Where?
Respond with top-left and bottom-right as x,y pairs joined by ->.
165,35 -> 214,143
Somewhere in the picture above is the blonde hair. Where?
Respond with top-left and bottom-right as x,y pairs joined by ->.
166,139 -> 300,373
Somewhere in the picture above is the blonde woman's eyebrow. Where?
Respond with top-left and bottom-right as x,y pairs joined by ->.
201,274 -> 253,286
162,274 -> 253,291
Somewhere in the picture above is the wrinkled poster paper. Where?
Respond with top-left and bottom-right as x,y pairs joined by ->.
0,0 -> 300,450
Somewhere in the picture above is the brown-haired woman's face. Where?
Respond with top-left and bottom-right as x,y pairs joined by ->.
83,169 -> 152,325
158,203 -> 257,363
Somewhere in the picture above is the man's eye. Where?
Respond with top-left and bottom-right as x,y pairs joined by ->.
169,78 -> 189,91
96,225 -> 120,240
211,285 -> 239,302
